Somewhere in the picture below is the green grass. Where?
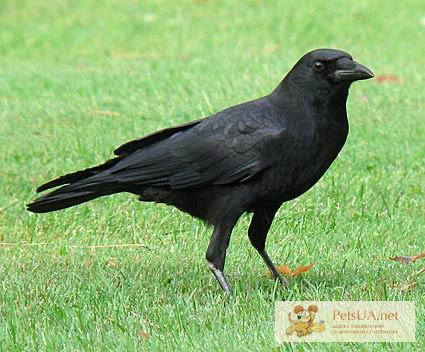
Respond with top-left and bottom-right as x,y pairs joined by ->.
1,0 -> 424,350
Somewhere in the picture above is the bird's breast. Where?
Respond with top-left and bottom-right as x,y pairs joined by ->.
262,112 -> 348,202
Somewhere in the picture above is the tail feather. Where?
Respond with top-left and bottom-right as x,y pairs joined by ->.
36,156 -> 123,193
27,173 -> 122,213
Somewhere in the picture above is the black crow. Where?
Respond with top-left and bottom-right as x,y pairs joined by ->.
27,49 -> 374,294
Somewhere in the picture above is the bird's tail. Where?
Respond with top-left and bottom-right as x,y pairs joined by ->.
27,157 -> 124,213
27,176 -> 123,213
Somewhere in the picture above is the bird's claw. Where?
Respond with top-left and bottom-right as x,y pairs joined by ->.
269,267 -> 289,289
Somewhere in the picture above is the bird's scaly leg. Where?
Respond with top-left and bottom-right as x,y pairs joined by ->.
248,206 -> 288,287
206,216 -> 238,295
208,262 -> 232,295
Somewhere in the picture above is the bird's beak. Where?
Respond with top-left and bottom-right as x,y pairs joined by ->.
330,60 -> 374,82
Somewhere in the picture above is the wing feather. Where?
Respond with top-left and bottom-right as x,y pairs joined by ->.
108,100 -> 286,189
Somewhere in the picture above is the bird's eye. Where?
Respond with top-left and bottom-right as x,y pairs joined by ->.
313,61 -> 325,72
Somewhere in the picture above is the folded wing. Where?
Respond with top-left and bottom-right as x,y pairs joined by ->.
109,103 -> 286,189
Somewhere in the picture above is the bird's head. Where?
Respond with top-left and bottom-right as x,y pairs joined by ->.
276,49 -> 374,105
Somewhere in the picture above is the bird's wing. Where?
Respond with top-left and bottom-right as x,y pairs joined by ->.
36,118 -> 206,192
114,117 -> 205,155
109,102 -> 286,189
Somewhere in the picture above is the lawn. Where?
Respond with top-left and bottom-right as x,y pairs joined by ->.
0,0 -> 424,351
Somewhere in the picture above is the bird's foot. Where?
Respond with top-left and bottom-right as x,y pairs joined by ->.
269,265 -> 289,289
259,249 -> 289,289
208,262 -> 233,295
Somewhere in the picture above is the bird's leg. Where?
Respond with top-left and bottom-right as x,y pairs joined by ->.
206,217 -> 238,295
248,207 -> 287,287
258,249 -> 287,287
207,262 -> 232,295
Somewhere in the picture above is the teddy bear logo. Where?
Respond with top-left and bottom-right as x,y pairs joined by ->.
286,305 -> 325,337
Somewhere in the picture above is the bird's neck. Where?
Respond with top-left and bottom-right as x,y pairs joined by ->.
270,79 -> 350,123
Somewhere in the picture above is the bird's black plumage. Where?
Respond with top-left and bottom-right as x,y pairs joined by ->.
27,49 -> 374,293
